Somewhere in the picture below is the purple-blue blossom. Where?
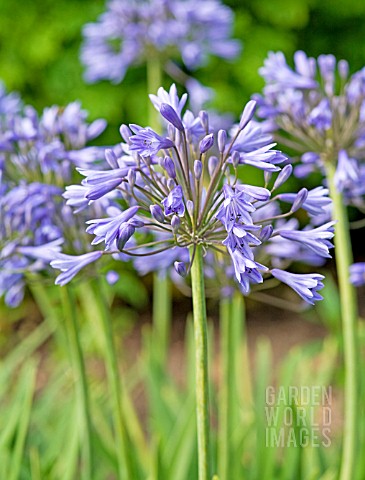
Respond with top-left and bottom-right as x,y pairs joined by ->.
53,85 -> 332,304
257,50 -> 365,207
271,269 -> 325,305
80,0 -> 241,84
0,90 -> 110,307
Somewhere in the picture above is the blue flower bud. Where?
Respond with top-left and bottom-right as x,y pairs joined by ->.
200,133 -> 214,154
199,110 -> 209,131
128,169 -> 136,186
164,156 -> 176,178
291,188 -> 308,212
273,164 -> 293,190
239,100 -> 257,130
218,129 -> 227,153
186,200 -> 194,216
160,103 -> 184,131
338,59 -> 349,79
208,156 -> 219,176
264,171 -> 272,185
174,261 -> 187,277
171,215 -> 181,232
120,124 -> 132,144
194,160 -> 203,180
260,225 -> 273,242
117,224 -> 135,250
105,149 -> 118,169
150,204 -> 165,223
231,151 -> 240,167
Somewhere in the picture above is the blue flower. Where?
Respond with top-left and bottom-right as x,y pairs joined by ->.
271,268 -> 325,304
80,0 -> 241,84
129,128 -> 174,157
162,185 -> 185,216
51,251 -> 103,286
277,221 -> 335,258
86,206 -> 139,250
54,85 -> 328,303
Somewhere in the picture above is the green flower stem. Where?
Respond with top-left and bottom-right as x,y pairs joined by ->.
218,297 -> 232,480
152,273 -> 172,363
61,287 -> 94,480
326,163 -> 358,480
218,292 -> 246,480
147,55 -> 162,131
93,282 -> 134,480
190,245 -> 211,480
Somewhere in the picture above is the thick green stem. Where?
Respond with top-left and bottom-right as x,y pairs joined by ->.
190,245 -> 211,480
218,292 -> 247,480
61,287 -> 94,480
326,163 -> 358,480
218,297 -> 232,480
147,55 -> 162,131
93,283 -> 134,479
152,273 -> 171,363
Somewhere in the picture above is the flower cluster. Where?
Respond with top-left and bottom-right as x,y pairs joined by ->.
80,0 -> 241,84
256,51 -> 365,204
0,91 -> 109,307
256,51 -> 365,286
57,85 -> 334,304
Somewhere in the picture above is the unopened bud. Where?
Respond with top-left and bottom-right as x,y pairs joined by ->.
164,156 -> 176,178
194,160 -> 203,180
291,188 -> 308,212
218,129 -> 227,153
260,225 -> 273,242
105,149 -> 118,169
171,215 -> 181,232
231,151 -> 240,168
199,110 -> 209,131
117,224 -> 135,250
239,100 -> 257,130
200,133 -> 214,154
174,261 -> 187,277
150,204 -> 164,223
120,124 -> 132,144
128,169 -> 136,186
186,200 -> 194,216
208,156 -> 219,176
160,103 -> 184,131
273,164 -> 293,190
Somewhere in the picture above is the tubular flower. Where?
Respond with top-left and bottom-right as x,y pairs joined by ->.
56,86 -> 332,304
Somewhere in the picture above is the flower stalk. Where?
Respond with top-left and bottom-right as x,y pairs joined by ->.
61,287 -> 94,480
326,163 -> 358,480
190,244 -> 211,480
93,282 -> 134,479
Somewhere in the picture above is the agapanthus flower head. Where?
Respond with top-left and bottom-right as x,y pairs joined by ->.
257,50 -> 365,207
56,85 -> 332,304
81,0 -> 241,84
0,89 -> 110,307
